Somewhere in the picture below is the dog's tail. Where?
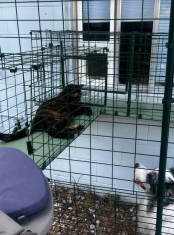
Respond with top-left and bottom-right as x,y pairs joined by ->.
0,128 -> 30,142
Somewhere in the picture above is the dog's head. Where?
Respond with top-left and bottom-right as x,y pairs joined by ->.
135,163 -> 174,211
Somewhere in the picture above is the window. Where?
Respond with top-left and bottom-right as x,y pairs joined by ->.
119,22 -> 153,84
119,0 -> 155,85
82,0 -> 110,41
78,0 -> 162,90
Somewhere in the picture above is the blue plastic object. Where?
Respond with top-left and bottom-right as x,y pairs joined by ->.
0,147 -> 49,220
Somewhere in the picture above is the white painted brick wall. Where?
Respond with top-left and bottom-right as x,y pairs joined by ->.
0,2 -> 65,131
0,2 -> 64,52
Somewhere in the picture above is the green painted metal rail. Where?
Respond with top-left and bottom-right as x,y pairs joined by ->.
156,0 -> 174,234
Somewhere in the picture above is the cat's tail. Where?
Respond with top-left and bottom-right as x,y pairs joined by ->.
0,128 -> 29,142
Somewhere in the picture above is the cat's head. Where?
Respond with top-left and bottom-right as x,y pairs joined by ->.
62,84 -> 84,101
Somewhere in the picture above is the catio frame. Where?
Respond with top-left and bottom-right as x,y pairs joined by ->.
0,0 -> 174,234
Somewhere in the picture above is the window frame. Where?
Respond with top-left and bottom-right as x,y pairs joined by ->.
77,0 -> 163,96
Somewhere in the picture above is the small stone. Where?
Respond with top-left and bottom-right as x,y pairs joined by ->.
68,198 -> 72,203
90,224 -> 95,230
89,208 -> 95,213
96,220 -> 100,226
60,224 -> 66,228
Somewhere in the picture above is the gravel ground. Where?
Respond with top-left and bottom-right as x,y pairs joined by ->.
47,182 -> 137,235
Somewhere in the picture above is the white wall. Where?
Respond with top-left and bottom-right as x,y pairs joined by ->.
0,1 -> 69,132
44,115 -> 174,191
0,1 -> 66,53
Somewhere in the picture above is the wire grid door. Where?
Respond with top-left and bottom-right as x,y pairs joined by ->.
0,0 -> 174,234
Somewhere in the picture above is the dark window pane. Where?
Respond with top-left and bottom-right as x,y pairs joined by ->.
83,23 -> 110,41
119,22 -> 153,84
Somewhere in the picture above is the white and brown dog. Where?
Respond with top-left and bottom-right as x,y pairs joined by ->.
135,163 -> 174,235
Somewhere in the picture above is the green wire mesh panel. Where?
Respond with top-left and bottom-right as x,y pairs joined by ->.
0,52 -> 32,143
0,0 -> 174,234
0,46 -> 106,169
30,30 -> 174,121
30,34 -> 108,170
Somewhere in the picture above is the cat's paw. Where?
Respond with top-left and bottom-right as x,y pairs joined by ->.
86,107 -> 92,116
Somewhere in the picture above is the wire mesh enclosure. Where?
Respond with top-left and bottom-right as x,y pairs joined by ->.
0,0 -> 174,234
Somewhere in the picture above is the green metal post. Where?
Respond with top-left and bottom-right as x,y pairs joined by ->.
104,61 -> 108,106
156,1 -> 174,234
60,41 -> 65,88
127,34 -> 135,117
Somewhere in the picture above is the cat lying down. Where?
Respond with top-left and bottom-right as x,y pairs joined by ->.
0,84 -> 92,142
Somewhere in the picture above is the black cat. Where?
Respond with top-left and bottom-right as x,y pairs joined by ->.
0,84 -> 92,142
